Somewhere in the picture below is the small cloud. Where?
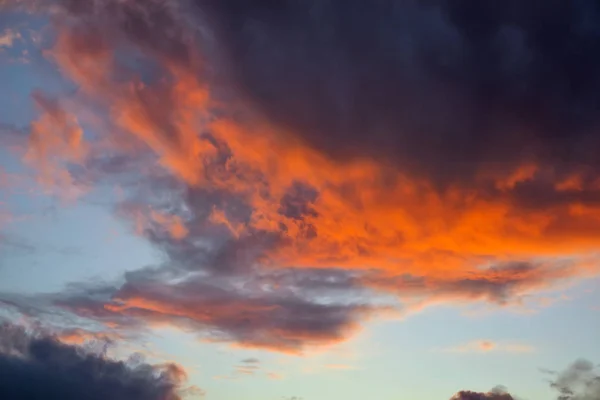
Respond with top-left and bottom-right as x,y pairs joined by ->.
535,294 -> 570,308
267,372 -> 283,380
241,357 -> 260,364
438,340 -> 534,354
502,344 -> 536,353
478,341 -> 496,352
178,385 -> 206,398
450,386 -> 515,400
0,29 -> 21,48
235,364 -> 260,375
324,364 -> 357,370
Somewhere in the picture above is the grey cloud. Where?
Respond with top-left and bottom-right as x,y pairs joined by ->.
193,0 -> 600,190
549,359 -> 600,400
52,266 -> 379,353
450,386 -> 515,400
0,323 -> 188,400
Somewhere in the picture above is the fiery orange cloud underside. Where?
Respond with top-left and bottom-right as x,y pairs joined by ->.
27,25 -> 600,298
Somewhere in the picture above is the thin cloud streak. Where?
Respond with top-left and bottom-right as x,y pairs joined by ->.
0,323 -> 196,400
438,340 -> 535,354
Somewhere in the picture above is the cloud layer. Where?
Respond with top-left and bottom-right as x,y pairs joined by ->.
1,0 -> 599,354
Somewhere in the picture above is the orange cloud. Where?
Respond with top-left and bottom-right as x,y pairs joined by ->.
150,211 -> 188,240
18,1 -> 600,354
24,92 -> 88,197
56,328 -> 120,345
324,364 -> 357,370
440,340 -> 534,354
266,372 -> 283,380
37,18 -> 600,285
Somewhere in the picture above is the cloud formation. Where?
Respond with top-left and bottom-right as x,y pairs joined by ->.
451,359 -> 600,400
450,387 -> 514,400
3,0 -> 600,354
549,359 -> 600,400
0,323 -> 193,400
440,340 -> 534,354
0,29 -> 20,48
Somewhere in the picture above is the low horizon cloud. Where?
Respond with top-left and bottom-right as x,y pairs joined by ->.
0,322 -> 201,400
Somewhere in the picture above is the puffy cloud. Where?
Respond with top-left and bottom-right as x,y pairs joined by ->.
52,267 -> 381,354
549,359 -> 600,400
0,323 -> 193,400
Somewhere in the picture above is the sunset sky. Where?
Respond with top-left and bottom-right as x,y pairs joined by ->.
1,1 -> 600,399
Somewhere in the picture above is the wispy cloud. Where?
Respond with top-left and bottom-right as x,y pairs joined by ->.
3,0 -> 600,361
0,29 -> 20,48
438,340 -> 535,354
266,372 -> 283,380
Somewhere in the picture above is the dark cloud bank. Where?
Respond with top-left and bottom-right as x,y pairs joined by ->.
198,0 -> 600,189
1,0 -> 597,355
0,323 -> 189,400
22,0 -> 600,190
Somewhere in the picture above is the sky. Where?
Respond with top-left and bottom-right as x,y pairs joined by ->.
1,1 -> 600,399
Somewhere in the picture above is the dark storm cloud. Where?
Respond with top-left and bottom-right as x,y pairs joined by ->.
0,323 -> 187,400
194,0 -> 600,187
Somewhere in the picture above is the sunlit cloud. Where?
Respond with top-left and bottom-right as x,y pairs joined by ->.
3,0 -> 600,358
438,340 -> 535,354
0,323 -> 197,400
